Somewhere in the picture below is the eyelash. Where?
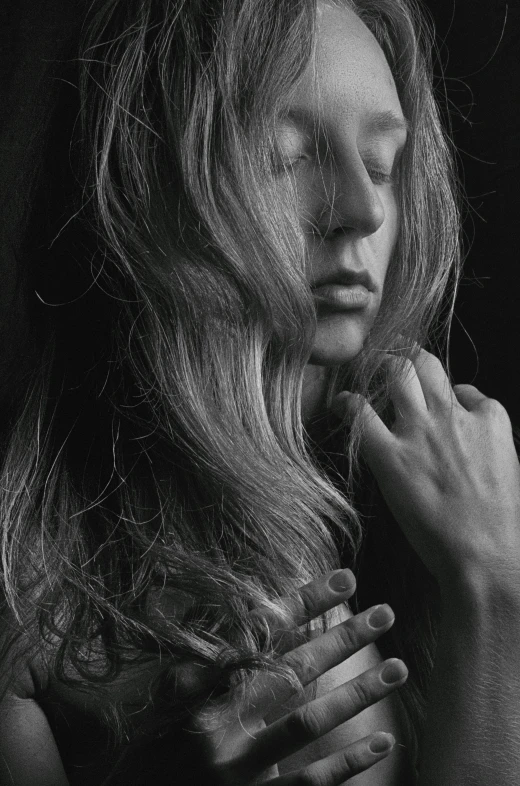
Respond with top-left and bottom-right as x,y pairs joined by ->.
366,168 -> 395,186
366,166 -> 396,185
282,155 -> 307,168
276,156 -> 399,185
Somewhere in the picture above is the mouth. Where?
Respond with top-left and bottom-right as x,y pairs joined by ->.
311,270 -> 375,313
312,283 -> 371,311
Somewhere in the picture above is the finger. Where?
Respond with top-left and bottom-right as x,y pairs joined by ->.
409,347 -> 455,410
392,334 -> 421,359
380,354 -> 428,423
332,392 -> 396,471
196,573 -> 360,721
248,603 -> 396,717
251,569 -> 357,651
249,658 -> 407,770
267,732 -> 396,786
169,659 -> 224,704
453,383 -> 488,411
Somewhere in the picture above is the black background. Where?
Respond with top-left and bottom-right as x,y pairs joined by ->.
425,0 -> 520,429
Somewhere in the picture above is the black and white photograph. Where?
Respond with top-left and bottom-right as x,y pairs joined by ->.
0,1 -> 518,783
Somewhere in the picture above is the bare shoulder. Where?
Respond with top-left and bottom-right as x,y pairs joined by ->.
0,613 -> 70,785
0,588 -> 199,785
0,605 -> 43,698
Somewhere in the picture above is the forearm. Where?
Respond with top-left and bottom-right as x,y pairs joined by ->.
417,568 -> 520,785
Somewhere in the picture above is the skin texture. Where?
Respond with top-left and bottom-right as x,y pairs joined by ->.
0,5 -> 412,786
274,13 -> 412,784
333,350 -> 520,784
2,2 -> 520,785
0,573 -> 409,785
295,7 -> 520,785
282,3 -> 407,414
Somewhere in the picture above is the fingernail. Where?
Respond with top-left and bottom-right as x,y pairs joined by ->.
328,569 -> 355,593
331,392 -> 354,418
369,733 -> 394,754
367,604 -> 394,629
381,659 -> 407,684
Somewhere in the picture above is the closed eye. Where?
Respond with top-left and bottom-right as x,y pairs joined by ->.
274,154 -> 314,178
366,168 -> 394,185
285,155 -> 307,166
363,147 -> 403,186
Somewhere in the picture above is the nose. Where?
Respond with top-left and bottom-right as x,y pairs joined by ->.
316,158 -> 385,240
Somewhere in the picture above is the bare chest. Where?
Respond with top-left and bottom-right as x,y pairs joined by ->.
36,603 -> 412,785
267,603 -> 412,785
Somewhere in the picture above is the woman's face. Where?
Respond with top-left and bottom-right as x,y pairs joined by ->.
278,2 -> 408,366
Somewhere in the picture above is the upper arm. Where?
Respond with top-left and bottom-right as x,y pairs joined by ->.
0,636 -> 69,786
0,692 -> 69,786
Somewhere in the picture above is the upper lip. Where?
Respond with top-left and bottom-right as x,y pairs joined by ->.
310,269 -> 376,292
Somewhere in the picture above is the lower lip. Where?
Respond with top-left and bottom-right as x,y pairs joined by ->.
312,284 -> 371,311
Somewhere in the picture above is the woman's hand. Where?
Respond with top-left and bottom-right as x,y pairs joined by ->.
177,570 -> 407,785
333,347 -> 520,590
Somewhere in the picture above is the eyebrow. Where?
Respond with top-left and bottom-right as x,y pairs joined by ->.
364,109 -> 409,137
283,107 -> 409,137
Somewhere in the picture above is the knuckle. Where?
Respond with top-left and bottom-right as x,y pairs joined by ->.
392,355 -> 412,375
337,747 -> 361,777
291,771 -> 322,786
397,358 -> 416,384
381,352 -> 398,366
284,647 -> 319,684
335,620 -> 361,652
427,352 -> 444,370
250,606 -> 279,637
286,704 -> 325,744
401,355 -> 416,370
295,746 -> 364,786
347,675 -> 374,710
481,397 -> 508,421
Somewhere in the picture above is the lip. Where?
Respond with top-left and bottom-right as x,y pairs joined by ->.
312,283 -> 371,311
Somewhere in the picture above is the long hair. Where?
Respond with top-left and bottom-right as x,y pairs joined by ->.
306,0 -> 461,762
0,0 -> 459,762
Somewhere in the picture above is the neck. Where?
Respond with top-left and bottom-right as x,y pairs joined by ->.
302,364 -> 329,423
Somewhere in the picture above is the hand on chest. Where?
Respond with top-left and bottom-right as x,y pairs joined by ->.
266,603 -> 409,785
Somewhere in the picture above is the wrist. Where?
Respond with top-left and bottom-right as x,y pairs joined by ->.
438,559 -> 520,619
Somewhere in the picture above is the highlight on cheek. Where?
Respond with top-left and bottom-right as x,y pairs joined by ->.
0,0 -> 463,782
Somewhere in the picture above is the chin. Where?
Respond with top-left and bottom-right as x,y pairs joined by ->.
308,314 -> 369,365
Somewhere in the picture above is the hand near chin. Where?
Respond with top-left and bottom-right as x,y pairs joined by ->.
333,347 -> 520,591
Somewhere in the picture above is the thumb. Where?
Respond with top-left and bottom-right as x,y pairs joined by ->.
331,390 -> 363,422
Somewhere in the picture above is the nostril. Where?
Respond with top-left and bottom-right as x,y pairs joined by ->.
332,224 -> 354,237
318,224 -> 355,243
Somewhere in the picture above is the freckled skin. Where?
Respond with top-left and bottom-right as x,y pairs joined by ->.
285,7 -> 411,784
0,5 -> 410,786
289,4 -> 407,411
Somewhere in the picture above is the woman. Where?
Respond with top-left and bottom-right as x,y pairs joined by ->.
1,0 -> 519,784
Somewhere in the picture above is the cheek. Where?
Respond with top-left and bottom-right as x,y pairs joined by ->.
375,191 -> 400,277
386,191 -> 400,249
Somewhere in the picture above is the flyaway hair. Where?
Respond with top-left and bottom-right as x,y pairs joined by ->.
0,0 -> 459,763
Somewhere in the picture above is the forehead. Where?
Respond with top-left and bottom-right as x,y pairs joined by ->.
286,2 -> 404,133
